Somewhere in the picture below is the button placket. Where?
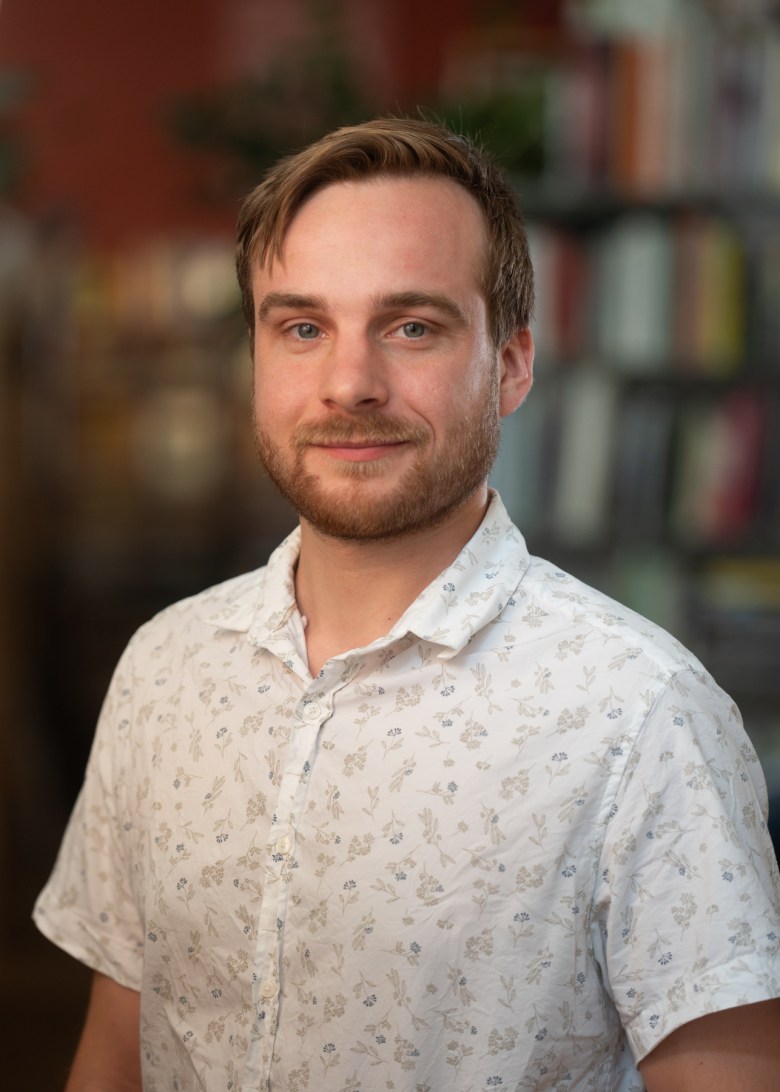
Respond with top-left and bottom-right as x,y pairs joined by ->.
250,689 -> 330,1071
250,681 -> 342,1085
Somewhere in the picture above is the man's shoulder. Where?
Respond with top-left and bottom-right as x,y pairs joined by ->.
129,527 -> 300,650
131,564 -> 271,650
517,552 -> 702,677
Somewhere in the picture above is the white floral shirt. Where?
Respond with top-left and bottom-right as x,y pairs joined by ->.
35,493 -> 780,1092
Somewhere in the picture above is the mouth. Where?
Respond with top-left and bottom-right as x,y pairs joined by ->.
310,439 -> 410,462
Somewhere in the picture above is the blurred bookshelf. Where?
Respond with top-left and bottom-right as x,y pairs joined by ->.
485,1 -> 780,802
0,231 -> 298,829
1,2 -> 779,1078
2,0 -> 779,822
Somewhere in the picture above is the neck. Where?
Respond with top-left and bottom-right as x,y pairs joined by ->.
295,487 -> 489,676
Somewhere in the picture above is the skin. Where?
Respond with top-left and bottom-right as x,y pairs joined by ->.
251,176 -> 533,675
64,973 -> 141,1091
63,175 -> 780,1088
638,998 -> 780,1090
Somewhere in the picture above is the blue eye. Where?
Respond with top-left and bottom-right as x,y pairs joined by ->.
294,323 -> 319,339
401,322 -> 426,338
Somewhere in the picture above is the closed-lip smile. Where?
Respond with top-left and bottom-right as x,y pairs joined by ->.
313,440 -> 408,461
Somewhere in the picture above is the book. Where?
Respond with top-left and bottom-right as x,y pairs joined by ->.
670,391 -> 766,544
595,213 -> 673,372
549,367 -> 617,545
613,392 -> 675,539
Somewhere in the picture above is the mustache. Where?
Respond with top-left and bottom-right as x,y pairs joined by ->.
294,414 -> 429,449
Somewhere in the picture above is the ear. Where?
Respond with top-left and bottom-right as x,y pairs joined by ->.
498,327 -> 534,419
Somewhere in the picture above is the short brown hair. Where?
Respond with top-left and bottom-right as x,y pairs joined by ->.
235,116 -> 534,349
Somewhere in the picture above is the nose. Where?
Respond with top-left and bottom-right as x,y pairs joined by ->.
318,333 -> 389,412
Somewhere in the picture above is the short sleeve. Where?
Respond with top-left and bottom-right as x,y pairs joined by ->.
592,666 -> 780,1063
33,637 -> 145,990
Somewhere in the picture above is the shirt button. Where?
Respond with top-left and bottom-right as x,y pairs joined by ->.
259,978 -> 276,999
302,702 -> 322,721
276,835 -> 292,855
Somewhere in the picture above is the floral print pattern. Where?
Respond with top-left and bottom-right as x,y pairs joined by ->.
35,493 -> 780,1091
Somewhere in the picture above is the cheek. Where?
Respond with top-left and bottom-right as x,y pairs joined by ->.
252,386 -> 288,445
418,357 -> 494,417
253,363 -> 303,423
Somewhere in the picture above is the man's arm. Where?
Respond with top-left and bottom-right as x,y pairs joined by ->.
639,998 -> 780,1091
64,971 -> 142,1092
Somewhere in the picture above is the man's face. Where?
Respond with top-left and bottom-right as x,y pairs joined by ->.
251,176 -> 525,541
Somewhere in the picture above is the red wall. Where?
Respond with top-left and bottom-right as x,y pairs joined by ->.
0,0 -> 525,249
0,0 -> 243,246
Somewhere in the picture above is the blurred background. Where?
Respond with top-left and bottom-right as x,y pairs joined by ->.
1,0 -> 779,1084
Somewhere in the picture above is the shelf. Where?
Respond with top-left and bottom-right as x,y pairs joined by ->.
517,180 -> 780,221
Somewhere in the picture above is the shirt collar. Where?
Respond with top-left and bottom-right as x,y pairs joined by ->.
201,525 -> 301,642
203,492 -> 530,658
388,491 -> 530,655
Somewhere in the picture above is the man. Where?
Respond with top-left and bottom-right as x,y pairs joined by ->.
36,118 -> 780,1091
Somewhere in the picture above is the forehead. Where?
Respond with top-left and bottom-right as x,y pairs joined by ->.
256,176 -> 488,293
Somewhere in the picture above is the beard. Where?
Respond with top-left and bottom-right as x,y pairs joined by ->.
254,372 -> 501,542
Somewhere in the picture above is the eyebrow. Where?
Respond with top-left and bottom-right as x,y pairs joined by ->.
374,291 -> 470,326
257,292 -> 328,322
256,289 -> 470,327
